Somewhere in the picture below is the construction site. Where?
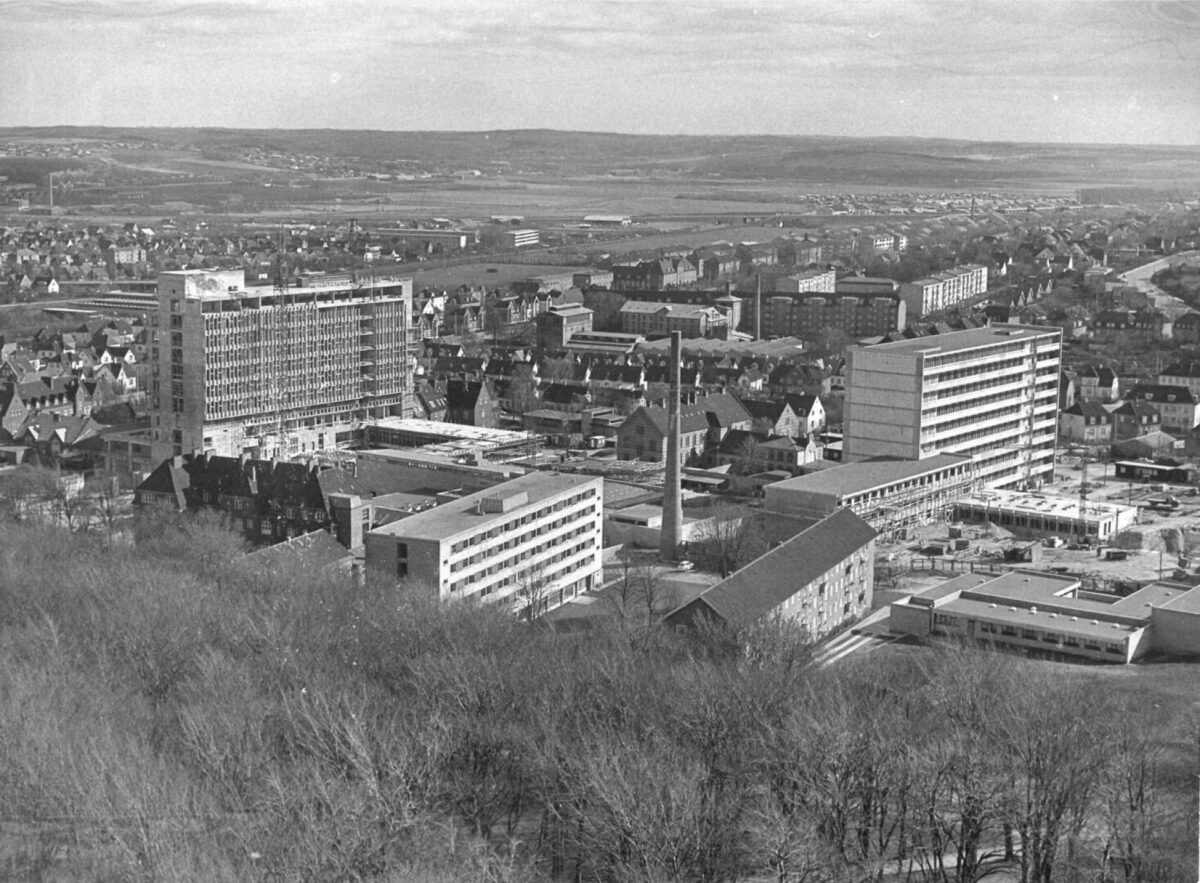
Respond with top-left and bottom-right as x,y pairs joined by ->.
873,455 -> 1200,607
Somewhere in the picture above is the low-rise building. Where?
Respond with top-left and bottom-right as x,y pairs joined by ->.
536,304 -> 594,350
1158,360 -> 1200,400
1058,400 -> 1114,444
663,508 -> 876,642
363,472 -> 603,618
134,451 -> 332,543
617,392 -> 752,464
503,228 -> 540,249
1125,384 -> 1200,434
891,570 -> 1200,664
952,488 -> 1138,542
1109,399 -> 1162,440
618,300 -> 727,339
1077,366 -> 1119,403
764,453 -> 977,538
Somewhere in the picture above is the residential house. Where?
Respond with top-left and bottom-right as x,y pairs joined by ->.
1158,361 -> 1200,401
1058,401 -> 1113,445
1108,399 -> 1162,441
616,391 -> 752,464
1091,309 -> 1171,343
713,429 -> 823,474
445,379 -> 500,428
1077,366 -> 1119,403
1125,385 -> 1200,434
737,398 -> 801,438
1172,314 -> 1200,345
134,451 -> 333,544
1059,374 -> 1077,411
783,393 -> 826,436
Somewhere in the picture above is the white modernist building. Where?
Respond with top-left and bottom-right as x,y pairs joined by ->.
899,264 -> 988,316
151,269 -> 413,460
364,472 -> 603,618
844,325 -> 1061,490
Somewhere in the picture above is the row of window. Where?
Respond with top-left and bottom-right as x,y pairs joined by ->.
449,521 -> 594,573
935,616 -> 1127,656
451,538 -> 596,596
448,492 -> 597,555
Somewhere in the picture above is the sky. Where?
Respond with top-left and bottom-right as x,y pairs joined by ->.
1,0 -> 1199,146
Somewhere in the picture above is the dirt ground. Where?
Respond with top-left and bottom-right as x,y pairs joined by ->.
873,458 -> 1200,594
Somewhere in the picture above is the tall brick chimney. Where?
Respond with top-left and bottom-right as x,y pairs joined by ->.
660,331 -> 683,561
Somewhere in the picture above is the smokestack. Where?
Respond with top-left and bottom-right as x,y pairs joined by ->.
660,331 -> 683,562
755,272 -> 762,340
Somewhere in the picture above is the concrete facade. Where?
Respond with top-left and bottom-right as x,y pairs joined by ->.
764,453 -> 977,537
151,270 -> 413,460
364,472 -> 603,618
844,325 -> 1061,490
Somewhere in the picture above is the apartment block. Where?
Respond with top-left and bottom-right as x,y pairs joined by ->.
503,228 -> 540,248
364,472 -> 603,618
773,269 -> 836,294
899,264 -> 988,316
618,300 -> 727,339
151,269 -> 414,460
844,325 -> 1061,489
751,291 -> 906,342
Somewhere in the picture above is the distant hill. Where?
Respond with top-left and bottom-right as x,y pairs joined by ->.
3,127 -> 1200,190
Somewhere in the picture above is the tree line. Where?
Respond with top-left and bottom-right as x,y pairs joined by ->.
0,498 -> 1194,881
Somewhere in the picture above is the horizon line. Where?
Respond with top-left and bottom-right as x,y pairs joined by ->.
2,125 -> 1199,152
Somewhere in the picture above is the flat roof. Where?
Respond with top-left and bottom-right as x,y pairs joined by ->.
1110,581 -> 1196,615
366,417 -> 534,446
636,336 -> 806,358
898,569 -> 1200,638
356,447 -> 522,474
367,472 -> 599,542
864,324 -> 1059,356
767,453 -> 975,499
939,596 -> 1144,639
956,489 -> 1137,521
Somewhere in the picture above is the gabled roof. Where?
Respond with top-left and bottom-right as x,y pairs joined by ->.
1109,399 -> 1161,419
243,530 -> 354,575
1062,401 -> 1112,421
737,397 -> 790,424
626,391 -> 752,437
1128,384 -> 1197,405
445,378 -> 488,410
783,393 -> 821,416
1079,365 -> 1117,385
1160,359 -> 1200,378
715,428 -> 771,455
667,508 -> 876,630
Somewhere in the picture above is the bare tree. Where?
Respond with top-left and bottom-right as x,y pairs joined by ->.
85,470 -> 127,537
690,503 -> 768,578
515,565 -> 552,622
